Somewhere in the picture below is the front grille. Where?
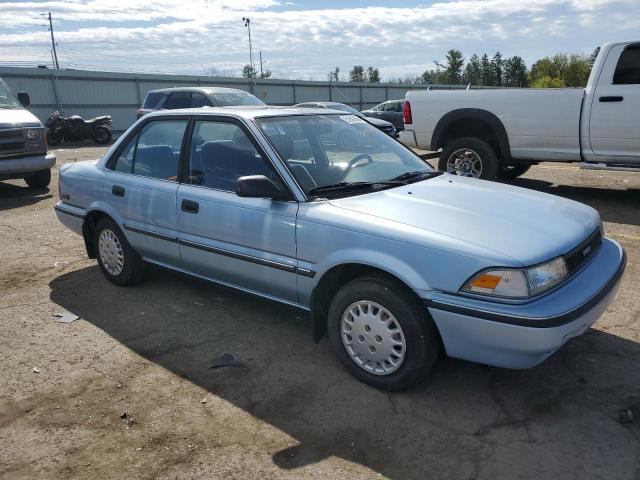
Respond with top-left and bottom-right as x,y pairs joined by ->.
0,141 -> 25,151
565,228 -> 602,274
0,128 -> 23,140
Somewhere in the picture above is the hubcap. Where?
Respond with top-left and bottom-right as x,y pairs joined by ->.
98,229 -> 124,276
446,148 -> 483,178
341,300 -> 406,375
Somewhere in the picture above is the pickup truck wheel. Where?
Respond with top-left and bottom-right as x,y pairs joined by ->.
94,218 -> 145,286
24,169 -> 51,189
497,164 -> 531,180
439,137 -> 498,180
328,275 -> 440,391
93,126 -> 112,145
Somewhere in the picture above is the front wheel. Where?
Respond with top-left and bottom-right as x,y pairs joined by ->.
94,218 -> 145,286
328,275 -> 441,391
496,163 -> 531,180
24,169 -> 51,188
93,126 -> 112,145
439,137 -> 499,180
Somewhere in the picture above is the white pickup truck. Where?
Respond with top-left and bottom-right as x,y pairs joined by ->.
400,40 -> 640,180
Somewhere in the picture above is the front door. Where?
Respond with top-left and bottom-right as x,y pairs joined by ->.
589,43 -> 640,161
177,118 -> 299,303
105,118 -> 188,265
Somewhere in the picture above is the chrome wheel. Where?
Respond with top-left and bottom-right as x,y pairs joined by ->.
446,148 -> 483,178
98,228 -> 124,276
341,300 -> 406,376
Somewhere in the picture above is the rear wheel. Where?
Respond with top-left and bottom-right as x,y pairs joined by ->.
94,218 -> 145,286
327,275 -> 441,391
47,131 -> 63,146
93,126 -> 112,145
496,163 -> 531,180
24,169 -> 51,188
439,137 -> 499,181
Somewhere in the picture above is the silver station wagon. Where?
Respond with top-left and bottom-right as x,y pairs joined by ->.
55,107 -> 626,391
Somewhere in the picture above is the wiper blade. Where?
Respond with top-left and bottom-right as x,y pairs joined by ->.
390,170 -> 443,182
308,180 -> 400,196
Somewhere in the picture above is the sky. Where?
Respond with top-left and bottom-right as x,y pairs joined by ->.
1,0 -> 639,80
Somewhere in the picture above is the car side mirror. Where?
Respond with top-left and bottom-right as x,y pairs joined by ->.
236,175 -> 290,201
17,92 -> 30,108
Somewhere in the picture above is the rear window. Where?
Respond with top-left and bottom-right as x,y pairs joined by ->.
142,91 -> 166,109
613,45 -> 640,85
210,91 -> 265,107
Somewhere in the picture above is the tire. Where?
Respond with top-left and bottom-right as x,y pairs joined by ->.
24,169 -> 51,189
438,137 -> 499,181
47,131 -> 63,146
94,217 -> 145,286
327,275 -> 441,391
93,126 -> 112,145
496,163 -> 531,180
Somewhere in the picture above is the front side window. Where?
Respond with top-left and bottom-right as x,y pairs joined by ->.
613,45 -> 640,85
142,91 -> 167,109
258,114 -> 433,197
111,120 -> 187,180
191,93 -> 211,108
165,92 -> 192,109
210,91 -> 266,107
186,120 -> 277,191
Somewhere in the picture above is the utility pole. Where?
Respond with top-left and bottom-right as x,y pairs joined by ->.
47,12 -> 59,70
259,51 -> 263,78
242,17 -> 256,93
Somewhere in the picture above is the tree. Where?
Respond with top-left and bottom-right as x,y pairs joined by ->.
531,76 -> 566,88
530,53 -> 590,87
462,54 -> 482,85
435,49 -> 464,84
242,64 -> 257,79
492,52 -> 504,86
503,56 -> 528,87
367,66 -> 381,83
327,66 -> 340,82
349,65 -> 365,82
480,53 -> 494,86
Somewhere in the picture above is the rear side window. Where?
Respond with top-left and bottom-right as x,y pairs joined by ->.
613,45 -> 640,85
110,120 -> 187,181
165,92 -> 192,109
142,91 -> 166,109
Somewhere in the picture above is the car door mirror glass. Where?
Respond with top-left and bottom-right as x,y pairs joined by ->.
17,92 -> 30,108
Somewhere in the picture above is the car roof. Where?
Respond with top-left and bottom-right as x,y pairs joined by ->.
143,106 -> 347,120
147,86 -> 253,95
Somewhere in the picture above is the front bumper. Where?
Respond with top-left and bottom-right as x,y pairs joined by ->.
0,152 -> 56,177
424,237 -> 626,369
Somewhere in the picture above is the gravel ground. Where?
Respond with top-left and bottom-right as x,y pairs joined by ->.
1,145 -> 639,480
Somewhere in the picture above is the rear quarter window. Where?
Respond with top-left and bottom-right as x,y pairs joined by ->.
142,91 -> 167,109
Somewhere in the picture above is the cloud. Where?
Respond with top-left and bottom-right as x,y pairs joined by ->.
0,0 -> 638,79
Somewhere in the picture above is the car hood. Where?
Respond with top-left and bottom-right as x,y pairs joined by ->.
328,174 -> 600,266
0,108 -> 42,128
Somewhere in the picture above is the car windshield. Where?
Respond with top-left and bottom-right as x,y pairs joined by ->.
326,103 -> 362,115
211,91 -> 266,107
257,114 -> 434,198
0,80 -> 21,109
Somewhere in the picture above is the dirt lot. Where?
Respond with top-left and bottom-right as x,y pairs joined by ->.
1,145 -> 639,479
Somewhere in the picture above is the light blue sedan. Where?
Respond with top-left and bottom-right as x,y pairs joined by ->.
55,107 -> 626,391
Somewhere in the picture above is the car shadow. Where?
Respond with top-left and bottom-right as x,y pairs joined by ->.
503,178 -> 640,227
0,182 -> 51,212
49,265 -> 640,479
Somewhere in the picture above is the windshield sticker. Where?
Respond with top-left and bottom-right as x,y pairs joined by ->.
340,115 -> 366,124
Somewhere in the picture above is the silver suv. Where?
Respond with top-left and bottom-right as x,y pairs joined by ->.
136,87 -> 265,118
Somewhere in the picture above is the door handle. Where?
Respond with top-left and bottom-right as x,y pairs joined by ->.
112,185 -> 125,197
181,199 -> 199,214
599,96 -> 623,102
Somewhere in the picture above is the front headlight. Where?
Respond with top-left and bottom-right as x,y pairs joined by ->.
26,129 -> 41,140
462,256 -> 568,299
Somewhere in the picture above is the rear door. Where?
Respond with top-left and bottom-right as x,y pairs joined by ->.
589,43 -> 640,160
105,118 -> 188,265
176,117 -> 299,302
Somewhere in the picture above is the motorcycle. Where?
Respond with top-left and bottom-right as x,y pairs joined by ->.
45,111 -> 112,146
